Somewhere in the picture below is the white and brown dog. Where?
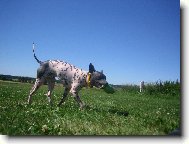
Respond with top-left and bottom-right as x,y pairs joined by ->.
28,43 -> 108,109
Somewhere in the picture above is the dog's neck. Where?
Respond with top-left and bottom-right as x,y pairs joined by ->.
86,72 -> 92,87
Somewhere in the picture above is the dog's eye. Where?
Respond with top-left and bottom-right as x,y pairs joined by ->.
101,76 -> 106,80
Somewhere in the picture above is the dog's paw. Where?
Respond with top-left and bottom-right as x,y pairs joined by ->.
79,103 -> 85,110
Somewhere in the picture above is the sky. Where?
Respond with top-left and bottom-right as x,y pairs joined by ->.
0,0 -> 180,85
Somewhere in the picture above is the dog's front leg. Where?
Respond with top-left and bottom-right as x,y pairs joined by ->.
58,87 -> 70,106
70,90 -> 85,109
74,95 -> 85,109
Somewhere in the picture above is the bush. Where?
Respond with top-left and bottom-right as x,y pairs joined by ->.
119,80 -> 180,96
120,84 -> 139,93
145,80 -> 180,96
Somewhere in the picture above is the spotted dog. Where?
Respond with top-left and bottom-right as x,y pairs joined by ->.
28,43 -> 108,109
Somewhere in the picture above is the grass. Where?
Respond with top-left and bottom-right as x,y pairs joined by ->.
0,80 -> 180,135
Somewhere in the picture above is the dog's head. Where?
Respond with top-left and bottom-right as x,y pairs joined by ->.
89,63 -> 108,89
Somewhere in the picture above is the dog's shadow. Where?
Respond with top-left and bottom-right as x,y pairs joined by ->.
85,105 -> 129,117
108,109 -> 129,117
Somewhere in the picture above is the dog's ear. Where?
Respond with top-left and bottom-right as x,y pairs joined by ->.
89,63 -> 96,73
101,70 -> 103,74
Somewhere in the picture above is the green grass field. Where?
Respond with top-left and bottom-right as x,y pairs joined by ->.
0,80 -> 180,135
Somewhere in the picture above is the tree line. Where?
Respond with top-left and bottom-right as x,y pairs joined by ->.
0,74 -> 35,83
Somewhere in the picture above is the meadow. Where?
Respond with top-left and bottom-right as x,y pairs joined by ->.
0,80 -> 180,136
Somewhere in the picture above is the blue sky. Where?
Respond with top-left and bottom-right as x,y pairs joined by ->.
0,0 -> 180,85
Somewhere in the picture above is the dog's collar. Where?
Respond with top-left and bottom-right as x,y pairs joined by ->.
86,72 -> 91,87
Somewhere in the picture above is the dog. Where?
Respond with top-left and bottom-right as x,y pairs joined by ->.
28,43 -> 108,109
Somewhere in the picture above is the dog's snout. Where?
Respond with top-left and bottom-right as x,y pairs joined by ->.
98,79 -> 108,85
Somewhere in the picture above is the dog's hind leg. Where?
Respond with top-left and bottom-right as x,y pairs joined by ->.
58,87 -> 70,106
45,79 -> 55,106
28,78 -> 44,104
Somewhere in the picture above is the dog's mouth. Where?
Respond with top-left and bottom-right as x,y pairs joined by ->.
96,80 -> 108,89
100,85 -> 105,89
94,80 -> 115,94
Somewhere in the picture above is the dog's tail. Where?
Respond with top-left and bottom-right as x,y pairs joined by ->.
32,42 -> 42,65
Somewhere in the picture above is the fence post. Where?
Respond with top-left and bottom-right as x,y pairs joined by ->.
140,81 -> 144,92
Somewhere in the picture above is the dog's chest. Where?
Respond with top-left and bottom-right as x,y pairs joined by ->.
49,60 -> 87,86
